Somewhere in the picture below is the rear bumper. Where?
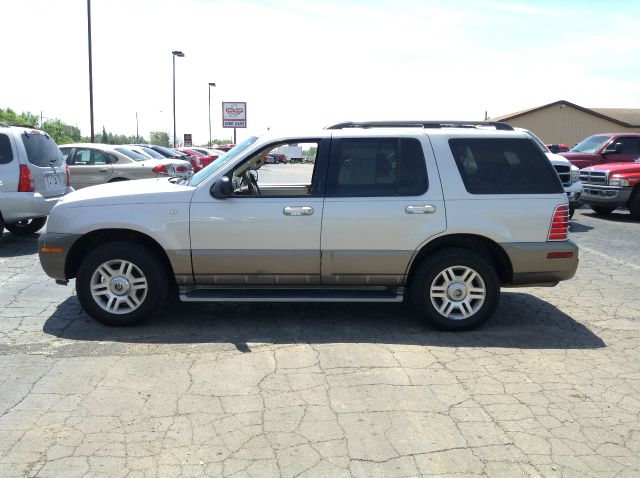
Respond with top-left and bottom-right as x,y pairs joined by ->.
1,188 -> 73,223
581,185 -> 632,207
503,240 -> 579,287
38,232 -> 81,281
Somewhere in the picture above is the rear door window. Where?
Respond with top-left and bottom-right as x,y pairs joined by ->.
21,131 -> 63,167
326,137 -> 428,196
449,138 -> 562,194
0,133 -> 13,164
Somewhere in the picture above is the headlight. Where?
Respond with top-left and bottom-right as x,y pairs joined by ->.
570,166 -> 580,183
609,177 -> 630,187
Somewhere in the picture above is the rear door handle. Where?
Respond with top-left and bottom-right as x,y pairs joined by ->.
405,204 -> 436,214
283,206 -> 314,216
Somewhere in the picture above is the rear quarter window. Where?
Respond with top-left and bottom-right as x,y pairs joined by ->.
449,138 -> 562,194
21,132 -> 63,167
0,133 -> 13,164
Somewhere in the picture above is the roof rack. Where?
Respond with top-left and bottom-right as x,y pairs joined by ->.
0,121 -> 9,128
325,121 -> 514,131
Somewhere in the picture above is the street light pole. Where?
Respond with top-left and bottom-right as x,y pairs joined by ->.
171,50 -> 184,147
208,82 -> 216,147
87,0 -> 95,142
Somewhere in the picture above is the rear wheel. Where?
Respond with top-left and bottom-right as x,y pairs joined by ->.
76,242 -> 169,326
5,217 -> 47,235
590,206 -> 616,216
411,248 -> 500,331
569,206 -> 576,219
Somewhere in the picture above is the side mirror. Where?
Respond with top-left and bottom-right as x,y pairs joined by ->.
210,176 -> 232,199
603,142 -> 622,154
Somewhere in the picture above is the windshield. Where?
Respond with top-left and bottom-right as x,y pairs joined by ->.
139,146 -> 165,159
189,136 -> 259,186
150,144 -> 181,158
570,135 -> 610,154
114,147 -> 148,161
22,131 -> 63,167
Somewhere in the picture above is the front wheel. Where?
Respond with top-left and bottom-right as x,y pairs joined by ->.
628,191 -> 640,220
590,206 -> 616,216
411,248 -> 500,331
76,242 -> 169,326
5,217 -> 47,235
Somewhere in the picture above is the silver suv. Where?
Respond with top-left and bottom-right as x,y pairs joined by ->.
39,121 -> 578,330
0,123 -> 72,235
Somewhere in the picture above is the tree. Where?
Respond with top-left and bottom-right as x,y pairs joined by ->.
42,119 -> 82,145
150,131 -> 170,147
0,108 -> 39,127
100,126 -> 108,143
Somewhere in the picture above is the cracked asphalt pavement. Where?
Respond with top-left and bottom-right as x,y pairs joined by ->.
1,207 -> 639,477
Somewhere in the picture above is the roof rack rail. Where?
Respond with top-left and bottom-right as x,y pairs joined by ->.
0,121 -> 9,128
325,121 -> 514,131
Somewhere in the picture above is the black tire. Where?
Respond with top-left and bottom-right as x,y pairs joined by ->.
590,206 -> 615,216
569,206 -> 575,219
5,217 -> 47,235
628,191 -> 640,220
76,242 -> 169,326
411,248 -> 500,331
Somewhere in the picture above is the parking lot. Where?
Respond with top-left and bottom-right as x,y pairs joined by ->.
0,207 -> 639,477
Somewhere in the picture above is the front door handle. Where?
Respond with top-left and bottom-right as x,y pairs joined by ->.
99,168 -> 108,173
283,206 -> 314,216
405,204 -> 436,214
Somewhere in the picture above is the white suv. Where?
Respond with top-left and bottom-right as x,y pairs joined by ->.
39,121 -> 578,330
0,123 -> 72,235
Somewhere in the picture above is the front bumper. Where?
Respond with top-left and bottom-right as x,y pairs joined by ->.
580,185 -> 632,207
564,181 -> 583,206
38,232 -> 82,281
502,240 -> 579,287
1,188 -> 73,223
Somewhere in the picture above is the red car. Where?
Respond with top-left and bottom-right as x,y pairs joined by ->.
545,143 -> 570,153
579,159 -> 640,218
560,133 -> 640,169
176,148 -> 220,168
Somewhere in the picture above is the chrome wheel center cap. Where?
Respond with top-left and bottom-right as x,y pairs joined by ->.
109,276 -> 131,296
447,282 -> 467,301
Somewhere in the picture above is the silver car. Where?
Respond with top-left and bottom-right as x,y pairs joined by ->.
0,123 -> 72,235
59,143 -> 192,189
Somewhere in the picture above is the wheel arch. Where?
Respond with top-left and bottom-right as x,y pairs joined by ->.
65,228 -> 175,283
406,233 -> 513,287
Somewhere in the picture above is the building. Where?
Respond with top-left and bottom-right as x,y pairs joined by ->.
491,100 -> 640,147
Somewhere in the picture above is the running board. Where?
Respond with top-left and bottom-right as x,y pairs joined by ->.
180,288 -> 404,303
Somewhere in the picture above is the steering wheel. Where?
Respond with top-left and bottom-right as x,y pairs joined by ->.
246,170 -> 260,196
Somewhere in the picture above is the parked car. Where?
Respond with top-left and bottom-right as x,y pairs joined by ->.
579,157 -> 640,218
263,152 -> 287,164
0,123 -> 72,235
546,144 -> 570,153
176,148 -> 220,169
213,143 -> 235,152
518,129 -> 583,217
59,144 -> 192,189
560,133 -> 640,169
136,144 -> 203,173
40,120 -> 577,331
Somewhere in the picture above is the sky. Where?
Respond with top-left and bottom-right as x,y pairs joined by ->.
2,0 -> 640,145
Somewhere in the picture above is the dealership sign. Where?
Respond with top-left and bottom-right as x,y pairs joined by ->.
222,102 -> 247,128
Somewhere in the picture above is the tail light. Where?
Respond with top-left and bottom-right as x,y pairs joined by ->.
18,165 -> 35,192
152,164 -> 168,175
175,164 -> 188,172
66,165 -> 71,187
548,204 -> 569,241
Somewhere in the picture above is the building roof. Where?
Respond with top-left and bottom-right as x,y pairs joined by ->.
491,100 -> 640,127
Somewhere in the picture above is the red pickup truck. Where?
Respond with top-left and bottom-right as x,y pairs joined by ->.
560,133 -> 640,169
579,159 -> 640,219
